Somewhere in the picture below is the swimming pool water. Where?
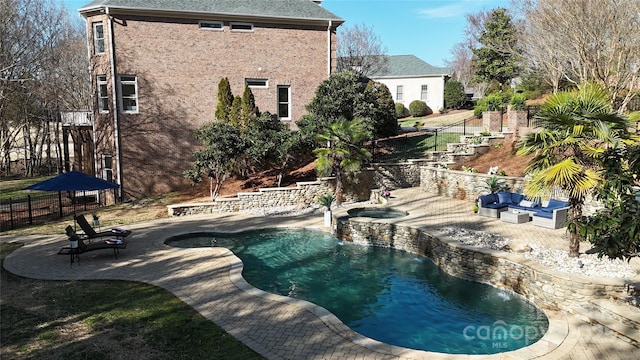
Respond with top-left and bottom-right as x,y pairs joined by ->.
166,228 -> 548,354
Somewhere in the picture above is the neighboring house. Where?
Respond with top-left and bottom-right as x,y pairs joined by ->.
369,55 -> 450,113
79,0 -> 343,198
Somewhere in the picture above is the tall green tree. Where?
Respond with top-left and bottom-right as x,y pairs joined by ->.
360,81 -> 398,138
578,143 -> 640,261
214,77 -> 233,122
517,83 -> 639,257
240,84 -> 257,127
444,80 -> 467,109
314,118 -> 372,205
297,70 -> 396,139
229,95 -> 242,127
472,8 -> 520,87
184,121 -> 244,199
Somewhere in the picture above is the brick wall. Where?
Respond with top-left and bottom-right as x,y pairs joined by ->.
86,13 -> 337,197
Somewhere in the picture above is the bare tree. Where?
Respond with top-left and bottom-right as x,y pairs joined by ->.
0,0 -> 89,176
447,42 -> 474,89
517,0 -> 640,111
336,23 -> 388,77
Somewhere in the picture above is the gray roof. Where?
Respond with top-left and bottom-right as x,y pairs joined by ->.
79,0 -> 343,22
371,55 -> 449,78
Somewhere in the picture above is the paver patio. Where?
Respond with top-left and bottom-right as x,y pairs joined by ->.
2,189 -> 639,359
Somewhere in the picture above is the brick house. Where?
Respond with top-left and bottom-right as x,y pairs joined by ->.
79,0 -> 343,198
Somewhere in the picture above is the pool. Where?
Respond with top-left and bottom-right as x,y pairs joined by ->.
166,228 -> 548,354
347,207 -> 408,218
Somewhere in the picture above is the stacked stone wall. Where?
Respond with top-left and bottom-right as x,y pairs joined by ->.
335,218 -> 629,311
168,179 -> 336,216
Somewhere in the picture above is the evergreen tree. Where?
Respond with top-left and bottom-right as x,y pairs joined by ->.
360,81 -> 398,138
229,96 -> 242,127
444,80 -> 467,109
215,77 -> 233,122
472,8 -> 520,87
297,70 -> 396,139
240,84 -> 257,127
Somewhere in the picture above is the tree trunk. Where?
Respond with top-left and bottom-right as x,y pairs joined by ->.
569,231 -> 580,258
335,172 -> 344,205
568,197 -> 583,258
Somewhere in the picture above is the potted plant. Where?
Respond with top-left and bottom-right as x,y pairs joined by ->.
317,192 -> 334,227
378,187 -> 391,204
508,93 -> 528,131
92,213 -> 100,228
66,226 -> 80,249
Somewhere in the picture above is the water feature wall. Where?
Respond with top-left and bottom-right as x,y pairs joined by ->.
335,218 -> 630,312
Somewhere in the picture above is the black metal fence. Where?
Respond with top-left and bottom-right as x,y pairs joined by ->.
0,190 -> 115,232
370,106 -> 542,163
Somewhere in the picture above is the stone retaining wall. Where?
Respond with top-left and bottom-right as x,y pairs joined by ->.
168,179 -> 335,216
335,217 -> 629,311
419,166 -> 526,201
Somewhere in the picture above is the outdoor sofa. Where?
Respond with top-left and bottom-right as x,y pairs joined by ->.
478,192 -> 569,229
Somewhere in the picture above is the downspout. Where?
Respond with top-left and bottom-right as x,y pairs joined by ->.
106,7 -> 123,200
85,17 -> 98,178
327,20 -> 332,76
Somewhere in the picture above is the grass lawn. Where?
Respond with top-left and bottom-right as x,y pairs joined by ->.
0,176 -> 53,201
375,132 -> 463,162
0,241 -> 265,360
1,188 -> 266,359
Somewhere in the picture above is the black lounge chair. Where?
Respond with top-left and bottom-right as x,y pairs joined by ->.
75,214 -> 132,240
59,225 -> 127,264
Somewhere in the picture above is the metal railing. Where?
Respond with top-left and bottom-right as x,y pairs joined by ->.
0,189 -> 116,232
370,106 -> 541,163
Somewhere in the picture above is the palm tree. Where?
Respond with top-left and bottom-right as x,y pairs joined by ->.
517,83 -> 639,257
314,118 -> 372,205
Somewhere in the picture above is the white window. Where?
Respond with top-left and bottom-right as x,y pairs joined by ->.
277,86 -> 291,120
245,78 -> 268,88
97,75 -> 109,113
396,85 -> 404,101
93,22 -> 105,54
230,22 -> 253,32
199,21 -> 223,31
421,85 -> 428,101
118,75 -> 138,114
102,155 -> 113,182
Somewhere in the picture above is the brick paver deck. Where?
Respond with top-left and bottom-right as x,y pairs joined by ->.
2,189 -> 638,359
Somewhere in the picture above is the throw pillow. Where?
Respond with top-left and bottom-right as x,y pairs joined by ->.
497,192 -> 511,204
519,200 -> 534,207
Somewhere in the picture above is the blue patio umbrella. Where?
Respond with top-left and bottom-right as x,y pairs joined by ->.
24,171 -> 119,192
24,171 -> 119,228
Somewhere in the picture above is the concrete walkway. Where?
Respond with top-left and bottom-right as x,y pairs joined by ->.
2,189 -> 639,359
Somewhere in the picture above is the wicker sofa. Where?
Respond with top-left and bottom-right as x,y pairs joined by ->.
478,192 -> 570,229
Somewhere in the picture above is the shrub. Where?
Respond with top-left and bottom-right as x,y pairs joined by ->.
444,80 -> 467,109
484,93 -> 504,111
510,93 -> 526,110
395,102 -> 408,118
409,100 -> 432,117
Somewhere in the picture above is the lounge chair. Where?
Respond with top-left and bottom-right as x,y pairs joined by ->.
75,214 -> 131,240
59,225 -> 127,264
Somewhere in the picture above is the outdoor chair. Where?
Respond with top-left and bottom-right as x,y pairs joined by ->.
58,225 -> 127,264
75,214 -> 131,240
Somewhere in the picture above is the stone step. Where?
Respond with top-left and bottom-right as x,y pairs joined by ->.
573,299 -> 640,346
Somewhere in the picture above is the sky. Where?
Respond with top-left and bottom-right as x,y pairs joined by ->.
62,0 -> 510,68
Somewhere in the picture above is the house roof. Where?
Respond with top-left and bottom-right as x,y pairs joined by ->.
79,0 -> 344,23
370,55 -> 450,78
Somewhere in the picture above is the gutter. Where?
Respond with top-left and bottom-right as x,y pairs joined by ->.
106,7 -> 123,199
